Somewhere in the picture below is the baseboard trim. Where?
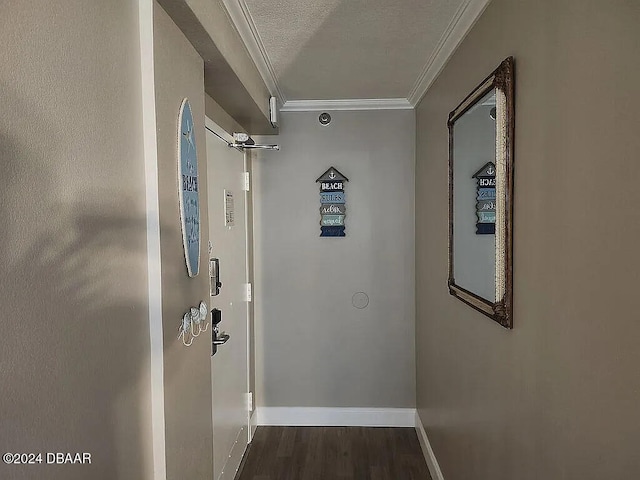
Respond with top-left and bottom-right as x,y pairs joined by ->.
415,411 -> 445,480
255,407 -> 416,427
249,410 -> 258,441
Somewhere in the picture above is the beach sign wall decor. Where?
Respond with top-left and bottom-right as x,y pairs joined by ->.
316,167 -> 348,237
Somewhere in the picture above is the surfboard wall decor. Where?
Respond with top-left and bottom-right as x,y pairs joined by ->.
177,98 -> 200,276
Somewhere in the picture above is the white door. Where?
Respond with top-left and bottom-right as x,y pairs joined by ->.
206,119 -> 250,480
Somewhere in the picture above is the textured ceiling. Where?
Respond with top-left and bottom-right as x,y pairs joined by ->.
243,0 -> 467,101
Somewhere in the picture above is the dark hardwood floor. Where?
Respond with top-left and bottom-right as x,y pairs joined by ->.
235,426 -> 432,480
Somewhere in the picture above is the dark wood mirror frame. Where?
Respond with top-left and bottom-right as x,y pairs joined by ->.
447,57 -> 514,329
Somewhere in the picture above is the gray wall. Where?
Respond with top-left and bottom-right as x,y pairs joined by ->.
154,4 -> 213,479
416,0 -> 640,479
254,110 -> 416,408
0,1 -> 152,479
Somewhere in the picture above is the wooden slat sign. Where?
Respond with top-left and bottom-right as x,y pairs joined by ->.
320,181 -> 344,192
321,215 -> 345,226
317,167 -> 349,237
320,204 -> 346,215
477,188 -> 496,200
477,211 -> 496,223
321,226 -> 346,237
472,162 -> 496,235
476,201 -> 495,212
320,191 -> 345,204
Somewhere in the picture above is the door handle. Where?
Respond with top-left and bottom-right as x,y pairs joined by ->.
212,332 -> 230,346
211,310 -> 228,356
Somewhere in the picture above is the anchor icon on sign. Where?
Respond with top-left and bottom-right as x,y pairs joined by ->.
328,171 -> 336,179
487,166 -> 495,175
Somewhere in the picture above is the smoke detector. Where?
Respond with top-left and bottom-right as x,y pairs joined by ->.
318,112 -> 331,126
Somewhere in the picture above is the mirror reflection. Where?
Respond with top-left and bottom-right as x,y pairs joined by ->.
452,90 -> 496,301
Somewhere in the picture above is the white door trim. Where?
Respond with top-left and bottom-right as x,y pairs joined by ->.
139,1 -> 167,479
243,151 -> 253,444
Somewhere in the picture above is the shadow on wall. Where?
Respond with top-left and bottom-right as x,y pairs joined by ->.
0,83 -> 152,480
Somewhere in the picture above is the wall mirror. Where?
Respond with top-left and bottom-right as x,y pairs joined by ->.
448,57 -> 514,328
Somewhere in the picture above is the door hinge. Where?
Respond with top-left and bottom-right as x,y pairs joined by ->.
242,171 -> 250,191
244,283 -> 252,302
246,392 -> 254,412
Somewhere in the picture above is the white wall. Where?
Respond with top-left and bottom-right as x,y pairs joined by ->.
254,110 -> 416,408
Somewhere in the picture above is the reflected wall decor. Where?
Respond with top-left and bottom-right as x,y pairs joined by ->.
473,162 -> 496,234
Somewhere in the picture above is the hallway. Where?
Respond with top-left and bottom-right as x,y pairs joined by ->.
2,1 -> 640,479
236,427 -> 431,480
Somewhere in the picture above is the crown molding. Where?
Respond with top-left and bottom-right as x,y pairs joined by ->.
219,0 -> 491,110
281,98 -> 413,112
407,0 -> 492,107
219,0 -> 285,104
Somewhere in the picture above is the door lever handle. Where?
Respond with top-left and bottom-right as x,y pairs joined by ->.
212,333 -> 230,346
